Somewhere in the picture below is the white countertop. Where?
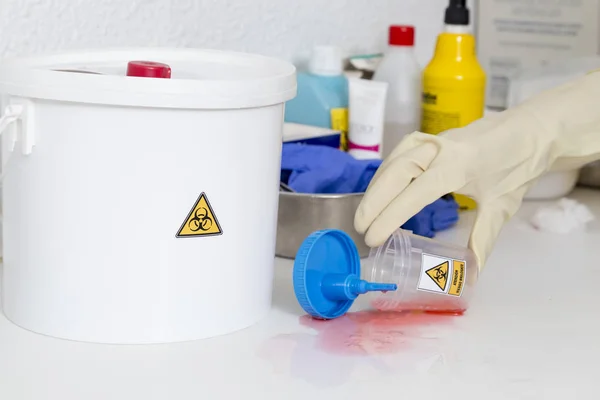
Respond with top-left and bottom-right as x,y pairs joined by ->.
1,190 -> 599,400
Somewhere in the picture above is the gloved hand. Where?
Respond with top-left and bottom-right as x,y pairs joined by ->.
355,71 -> 600,268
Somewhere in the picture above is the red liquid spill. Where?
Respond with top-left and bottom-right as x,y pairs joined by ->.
425,309 -> 465,316
371,298 -> 467,316
298,309 -> 459,356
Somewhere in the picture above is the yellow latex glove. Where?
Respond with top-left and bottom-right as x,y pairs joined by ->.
355,72 -> 600,269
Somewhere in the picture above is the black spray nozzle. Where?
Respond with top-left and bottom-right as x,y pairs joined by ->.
450,0 -> 466,7
445,0 -> 469,26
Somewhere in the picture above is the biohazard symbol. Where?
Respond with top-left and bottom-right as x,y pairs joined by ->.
425,262 -> 449,291
176,192 -> 223,238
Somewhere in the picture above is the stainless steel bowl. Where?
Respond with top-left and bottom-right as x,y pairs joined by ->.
276,192 -> 370,259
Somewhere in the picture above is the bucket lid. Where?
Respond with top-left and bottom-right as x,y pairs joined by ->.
0,48 -> 297,109
293,229 -> 397,320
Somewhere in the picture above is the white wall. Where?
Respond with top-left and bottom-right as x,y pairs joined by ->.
0,0 -> 475,67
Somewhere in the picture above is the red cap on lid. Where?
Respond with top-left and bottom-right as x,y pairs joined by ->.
126,61 -> 172,78
389,25 -> 415,46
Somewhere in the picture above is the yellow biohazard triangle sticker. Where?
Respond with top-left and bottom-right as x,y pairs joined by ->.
425,261 -> 449,291
176,192 -> 223,238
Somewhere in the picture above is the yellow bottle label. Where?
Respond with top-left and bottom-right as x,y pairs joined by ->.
420,86 -> 484,135
331,108 -> 349,151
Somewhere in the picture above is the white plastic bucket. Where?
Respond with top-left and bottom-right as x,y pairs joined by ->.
0,48 -> 296,344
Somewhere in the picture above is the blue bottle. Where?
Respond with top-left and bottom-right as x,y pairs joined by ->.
285,46 -> 349,149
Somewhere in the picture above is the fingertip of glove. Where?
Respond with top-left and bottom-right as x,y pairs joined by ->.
473,251 -> 485,273
468,231 -> 488,273
354,206 -> 368,234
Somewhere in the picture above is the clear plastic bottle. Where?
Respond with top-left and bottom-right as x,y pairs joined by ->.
292,229 -> 479,320
363,229 -> 479,314
373,25 -> 421,159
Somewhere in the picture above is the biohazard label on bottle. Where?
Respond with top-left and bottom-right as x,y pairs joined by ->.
417,253 -> 466,297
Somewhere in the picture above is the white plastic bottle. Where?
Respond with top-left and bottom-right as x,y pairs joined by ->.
373,25 -> 421,159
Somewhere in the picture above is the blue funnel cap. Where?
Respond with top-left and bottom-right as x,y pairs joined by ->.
293,229 -> 398,320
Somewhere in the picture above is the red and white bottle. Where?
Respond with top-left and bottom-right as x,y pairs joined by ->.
373,25 -> 421,159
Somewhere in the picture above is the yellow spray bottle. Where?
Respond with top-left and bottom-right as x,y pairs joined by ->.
421,0 -> 485,210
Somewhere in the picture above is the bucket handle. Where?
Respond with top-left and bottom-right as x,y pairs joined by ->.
0,103 -> 26,181
0,103 -> 25,262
